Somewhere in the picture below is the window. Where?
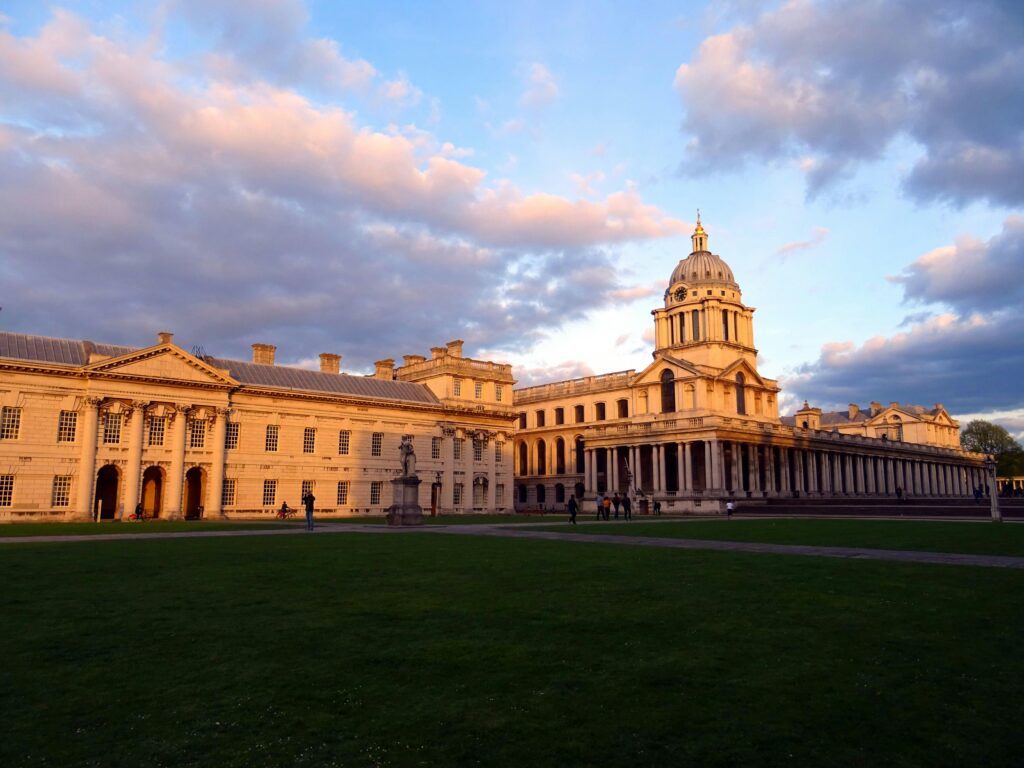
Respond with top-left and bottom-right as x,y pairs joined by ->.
574,405 -> 584,423
474,381 -> 483,399
495,442 -> 504,463
661,369 -> 676,413
454,438 -> 464,460
496,484 -> 504,506
555,407 -> 564,425
679,313 -> 686,342
595,403 -> 606,421
473,439 -> 483,462
453,379 -> 462,396
102,412 -> 122,444
51,476 -> 72,507
453,482 -> 464,506
0,475 -> 12,506
225,422 -> 239,450
371,432 -> 383,457
262,479 -> 277,506
535,410 -> 546,427
0,407 -> 21,440
736,373 -> 747,415
617,399 -> 629,418
265,425 -> 279,452
370,481 -> 382,505
431,437 -> 442,460
723,310 -> 730,340
473,479 -> 486,506
518,412 -> 527,429
303,427 -> 316,454
222,479 -> 236,507
495,384 -> 503,402
57,411 -> 77,443
148,416 -> 166,447
189,420 -> 206,449
336,481 -> 349,505
301,479 -> 314,498
691,309 -> 700,340
338,430 -> 350,455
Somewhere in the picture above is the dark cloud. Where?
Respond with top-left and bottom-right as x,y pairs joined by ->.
675,0 -> 1024,204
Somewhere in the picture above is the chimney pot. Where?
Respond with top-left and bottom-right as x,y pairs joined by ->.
252,343 -> 276,365
319,353 -> 341,374
158,331 -> 174,344
374,358 -> 395,379
446,339 -> 464,358
848,403 -> 859,419
430,346 -> 446,360
403,354 -> 426,366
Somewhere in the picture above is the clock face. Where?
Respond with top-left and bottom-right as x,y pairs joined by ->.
673,286 -> 687,301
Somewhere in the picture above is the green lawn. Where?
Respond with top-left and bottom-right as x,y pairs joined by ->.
1,533 -> 1022,767
527,518 -> 1024,556
0,521 -> 300,537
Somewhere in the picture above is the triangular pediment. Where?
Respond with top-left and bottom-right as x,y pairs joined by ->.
633,354 -> 703,385
865,406 -> 920,425
717,358 -> 768,387
86,345 -> 237,386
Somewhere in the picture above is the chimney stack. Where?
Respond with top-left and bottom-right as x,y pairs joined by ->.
319,353 -> 341,374
374,358 -> 395,379
252,343 -> 276,365
848,403 -> 859,420
869,401 -> 882,415
430,346 -> 446,360
157,331 -> 174,344
403,354 -> 426,366
446,339 -> 464,358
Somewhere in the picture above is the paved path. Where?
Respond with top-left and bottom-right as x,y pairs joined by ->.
2,520 -> 1023,570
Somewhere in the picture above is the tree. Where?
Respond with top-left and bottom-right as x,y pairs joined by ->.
960,420 -> 1023,476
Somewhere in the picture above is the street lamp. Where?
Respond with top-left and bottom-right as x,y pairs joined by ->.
983,455 -> 1001,523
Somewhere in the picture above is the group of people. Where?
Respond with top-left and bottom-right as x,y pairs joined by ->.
279,491 -> 317,530
565,492 -> 636,525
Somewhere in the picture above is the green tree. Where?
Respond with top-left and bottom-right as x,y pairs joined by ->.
961,420 -> 1023,476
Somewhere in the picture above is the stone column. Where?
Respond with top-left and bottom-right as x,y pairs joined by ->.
74,397 -> 102,520
706,440 -> 717,493
207,408 -> 229,517
164,407 -> 189,519
885,458 -> 895,495
609,447 -> 619,493
122,401 -> 147,520
584,449 -> 593,495
681,442 -> 691,493
749,445 -> 760,492
779,449 -> 790,493
485,435 -> 497,511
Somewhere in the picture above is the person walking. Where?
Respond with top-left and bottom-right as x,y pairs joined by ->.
567,494 -> 578,525
302,490 -> 316,531
602,495 -> 612,520
726,498 -> 735,519
595,493 -> 604,520
622,494 -> 632,521
612,493 -> 621,519
652,499 -> 661,516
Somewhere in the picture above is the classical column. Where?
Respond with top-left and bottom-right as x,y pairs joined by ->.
74,397 -> 102,520
628,446 -> 639,492
164,406 -> 189,519
681,442 -> 691,493
885,458 -> 895,495
652,445 -> 662,493
122,401 -> 147,520
584,449 -> 593,495
609,447 -> 619,493
207,407 -> 229,517
779,449 -> 790,493
706,440 -> 717,492
443,429 -> 457,509
750,445 -> 760,492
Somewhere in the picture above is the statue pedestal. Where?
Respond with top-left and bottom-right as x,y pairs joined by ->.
386,476 -> 424,526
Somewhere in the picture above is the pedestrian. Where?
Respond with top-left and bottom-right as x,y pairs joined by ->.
302,490 -> 316,531
652,499 -> 661,516
567,494 -> 578,525
726,498 -> 735,519
595,493 -> 604,520
602,495 -> 612,520
612,493 -> 621,519
278,500 -> 291,520
622,494 -> 632,521
895,486 -> 904,503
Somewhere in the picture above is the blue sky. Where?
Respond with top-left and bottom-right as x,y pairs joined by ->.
1,0 -> 1022,437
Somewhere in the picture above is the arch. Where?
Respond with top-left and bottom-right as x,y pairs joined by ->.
517,484 -> 527,503
535,439 -> 547,476
555,437 -> 566,475
141,466 -> 164,518
617,398 -> 629,418
574,481 -> 585,500
536,484 -> 546,504
660,369 -> 676,413
518,441 -> 529,475
473,476 -> 488,508
685,383 -> 696,410
574,437 -> 585,473
555,483 -> 565,503
736,372 -> 747,415
184,466 -> 206,519
94,464 -> 120,520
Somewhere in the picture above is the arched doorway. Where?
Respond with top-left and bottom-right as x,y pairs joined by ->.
95,464 -> 120,520
141,466 -> 164,518
184,467 -> 205,519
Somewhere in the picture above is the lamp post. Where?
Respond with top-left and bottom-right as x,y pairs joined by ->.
984,455 -> 1001,523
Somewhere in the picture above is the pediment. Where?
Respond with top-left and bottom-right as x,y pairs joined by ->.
865,406 -> 920,426
86,345 -> 237,386
717,358 -> 768,387
633,354 -> 703,385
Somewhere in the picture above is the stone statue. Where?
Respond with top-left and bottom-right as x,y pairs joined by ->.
399,435 -> 416,477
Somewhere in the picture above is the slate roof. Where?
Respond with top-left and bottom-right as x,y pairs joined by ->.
782,403 -> 944,426
0,332 -> 439,405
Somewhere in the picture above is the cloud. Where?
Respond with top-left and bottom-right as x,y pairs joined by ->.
674,0 -> 1024,205
0,8 -> 683,371
514,360 -> 594,388
609,282 -> 663,302
774,226 -> 828,259
519,63 -> 559,109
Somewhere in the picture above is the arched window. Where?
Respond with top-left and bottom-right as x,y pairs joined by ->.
617,399 -> 629,418
517,484 -> 527,503
536,440 -> 547,475
736,373 -> 747,415
518,442 -> 528,475
661,369 -> 676,413
575,437 -> 585,473
536,484 -> 546,504
555,437 -> 566,475
555,483 -> 565,503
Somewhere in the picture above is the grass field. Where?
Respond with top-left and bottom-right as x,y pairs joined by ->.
529,518 -> 1024,557
2,531 -> 1022,767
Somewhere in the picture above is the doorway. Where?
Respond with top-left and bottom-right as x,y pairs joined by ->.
141,466 -> 163,518
95,465 -> 120,520
184,467 -> 205,519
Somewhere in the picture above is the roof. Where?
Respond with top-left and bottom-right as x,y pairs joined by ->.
784,402 -> 948,426
0,331 -> 439,405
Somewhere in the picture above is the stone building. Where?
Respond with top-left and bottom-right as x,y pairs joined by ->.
0,333 -> 515,521
512,217 -> 987,512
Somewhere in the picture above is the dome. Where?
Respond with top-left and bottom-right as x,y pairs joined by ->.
669,250 -> 738,288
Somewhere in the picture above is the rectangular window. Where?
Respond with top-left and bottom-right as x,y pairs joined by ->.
371,432 -> 383,457
495,442 -> 504,463
473,439 -> 483,462
265,425 -> 279,452
496,484 -> 504,506
303,427 -> 316,454
301,480 -> 314,498
102,412 -> 122,444
535,410 -> 545,427
692,308 -> 700,341
453,379 -> 462,396
148,416 -> 165,447
453,482 -> 464,506
189,420 -> 206,449
453,438 -> 464,460
370,481 -> 382,505
262,479 -> 277,506
518,412 -> 527,429
473,480 -> 485,507
679,313 -> 686,342
51,475 -> 72,507
225,422 -> 239,450
0,475 -> 12,506
431,437 -> 442,460
222,479 -> 236,507
336,480 -> 349,505
474,381 -> 483,399
0,407 -> 21,440
722,310 -> 730,340
555,407 -> 564,425
338,430 -> 351,455
57,410 -> 77,443
595,403 -> 606,421
495,384 -> 503,402
574,405 -> 584,423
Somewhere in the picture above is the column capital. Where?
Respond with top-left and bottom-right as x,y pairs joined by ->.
83,396 -> 105,409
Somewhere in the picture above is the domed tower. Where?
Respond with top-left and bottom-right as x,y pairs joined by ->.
651,213 -> 758,369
